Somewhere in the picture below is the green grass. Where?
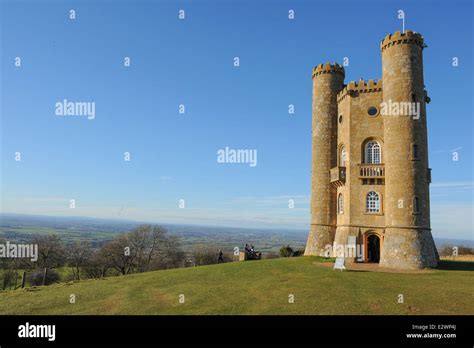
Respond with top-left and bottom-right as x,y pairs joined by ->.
0,257 -> 472,315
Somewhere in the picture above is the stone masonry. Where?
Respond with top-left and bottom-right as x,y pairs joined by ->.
304,31 -> 439,270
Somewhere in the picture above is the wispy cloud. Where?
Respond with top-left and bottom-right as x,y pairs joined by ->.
431,181 -> 473,189
225,195 -> 310,207
432,146 -> 463,154
159,176 -> 173,181
22,197 -> 69,202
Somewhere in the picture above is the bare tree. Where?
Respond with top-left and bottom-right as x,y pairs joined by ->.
99,235 -> 134,276
150,235 -> 186,269
127,225 -> 167,272
191,244 -> 229,266
31,235 -> 66,285
67,241 -> 93,280
99,225 -> 185,275
83,249 -> 109,279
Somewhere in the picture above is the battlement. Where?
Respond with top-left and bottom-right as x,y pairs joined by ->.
312,62 -> 345,79
380,30 -> 424,52
337,79 -> 382,102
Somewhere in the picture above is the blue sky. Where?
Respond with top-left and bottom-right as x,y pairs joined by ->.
0,0 -> 472,239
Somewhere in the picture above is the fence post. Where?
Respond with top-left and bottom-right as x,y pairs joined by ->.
21,271 -> 26,288
42,268 -> 48,286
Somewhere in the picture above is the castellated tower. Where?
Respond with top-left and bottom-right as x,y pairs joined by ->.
304,63 -> 344,256
305,31 -> 439,269
379,31 -> 438,268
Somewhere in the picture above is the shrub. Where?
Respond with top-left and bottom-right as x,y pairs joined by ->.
2,270 -> 18,290
279,245 -> 294,257
192,245 -> 218,265
292,249 -> 305,257
28,269 -> 60,286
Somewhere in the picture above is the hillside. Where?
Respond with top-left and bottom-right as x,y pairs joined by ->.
0,256 -> 473,315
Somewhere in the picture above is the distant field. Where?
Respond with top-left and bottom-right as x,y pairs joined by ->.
0,226 -> 119,245
0,256 -> 472,315
0,214 -> 307,252
0,214 -> 132,246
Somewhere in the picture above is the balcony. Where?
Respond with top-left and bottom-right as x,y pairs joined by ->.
330,166 -> 346,187
359,164 -> 385,179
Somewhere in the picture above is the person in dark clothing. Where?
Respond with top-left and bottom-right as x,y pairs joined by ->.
217,250 -> 224,264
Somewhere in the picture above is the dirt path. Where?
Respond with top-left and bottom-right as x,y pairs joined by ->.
312,261 -> 434,274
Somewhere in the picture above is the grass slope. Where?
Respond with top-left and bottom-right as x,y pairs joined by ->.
0,256 -> 473,315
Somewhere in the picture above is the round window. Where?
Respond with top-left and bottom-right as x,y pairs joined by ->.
367,107 -> 378,117
338,115 -> 343,124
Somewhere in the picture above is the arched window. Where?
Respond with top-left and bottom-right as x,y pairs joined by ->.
338,193 -> 344,214
340,146 -> 347,166
413,196 -> 420,214
366,191 -> 380,213
365,141 -> 382,164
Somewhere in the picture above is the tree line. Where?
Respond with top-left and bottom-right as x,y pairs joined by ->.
0,225 -> 233,290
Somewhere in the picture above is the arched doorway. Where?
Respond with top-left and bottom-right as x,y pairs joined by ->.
367,234 -> 380,263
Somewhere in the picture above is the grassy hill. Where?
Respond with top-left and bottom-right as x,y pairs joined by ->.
0,256 -> 473,315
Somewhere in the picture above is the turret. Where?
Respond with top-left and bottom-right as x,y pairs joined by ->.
379,31 -> 438,268
305,63 -> 345,256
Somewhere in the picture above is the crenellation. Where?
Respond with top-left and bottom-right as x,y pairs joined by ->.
312,62 -> 345,79
380,30 -> 424,52
337,79 -> 383,102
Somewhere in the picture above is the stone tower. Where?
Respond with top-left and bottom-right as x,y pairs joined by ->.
379,31 -> 438,268
305,31 -> 439,270
304,63 -> 344,256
